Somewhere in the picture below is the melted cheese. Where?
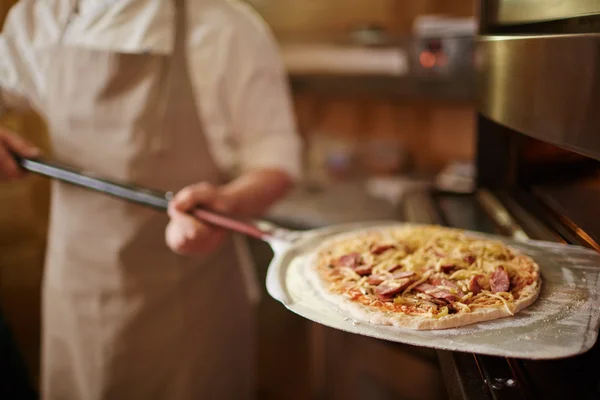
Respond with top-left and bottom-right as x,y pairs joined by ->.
402,270 -> 434,295
454,302 -> 471,313
319,225 -> 533,318
484,292 -> 514,315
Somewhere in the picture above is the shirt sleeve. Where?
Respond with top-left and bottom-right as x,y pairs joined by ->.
0,0 -> 62,113
1,2 -> 34,111
223,11 -> 303,181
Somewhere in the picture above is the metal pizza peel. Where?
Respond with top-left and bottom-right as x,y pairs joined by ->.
264,221 -> 600,360
12,153 -> 600,360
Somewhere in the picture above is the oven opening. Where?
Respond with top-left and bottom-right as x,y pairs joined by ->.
514,137 -> 600,250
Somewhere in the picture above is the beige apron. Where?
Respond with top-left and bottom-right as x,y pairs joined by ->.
39,1 -> 255,398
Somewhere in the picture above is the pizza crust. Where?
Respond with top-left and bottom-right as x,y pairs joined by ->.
305,225 -> 542,330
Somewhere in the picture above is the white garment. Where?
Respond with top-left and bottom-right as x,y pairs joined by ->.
0,0 -> 302,180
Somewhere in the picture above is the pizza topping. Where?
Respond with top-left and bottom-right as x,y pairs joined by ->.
402,270 -> 434,295
414,283 -> 436,293
388,264 -> 404,273
316,225 -> 539,323
490,266 -> 510,293
371,244 -> 395,255
353,265 -> 373,276
448,269 -> 478,280
469,275 -> 484,295
375,278 -> 413,300
367,275 -> 385,286
440,264 -> 456,273
484,292 -> 514,315
429,290 -> 457,303
392,271 -> 415,280
416,293 -> 447,306
417,300 -> 438,309
435,306 -> 450,318
411,277 -> 464,302
430,277 -> 448,286
430,277 -> 462,294
430,248 -> 446,258
335,253 -> 362,268
511,275 -> 536,293
345,288 -> 362,300
453,302 -> 472,313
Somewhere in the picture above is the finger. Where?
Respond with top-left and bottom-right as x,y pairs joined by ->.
171,209 -> 227,248
212,195 -> 234,214
0,130 -> 41,158
168,209 -> 211,239
166,220 -> 192,255
170,182 -> 218,212
167,228 -> 226,255
0,145 -> 24,180
166,213 -> 226,255
166,221 -> 199,255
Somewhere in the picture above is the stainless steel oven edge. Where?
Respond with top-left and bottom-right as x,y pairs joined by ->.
486,1 -> 600,25
478,33 -> 600,161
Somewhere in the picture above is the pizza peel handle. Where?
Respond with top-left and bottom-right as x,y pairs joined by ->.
10,151 -> 301,243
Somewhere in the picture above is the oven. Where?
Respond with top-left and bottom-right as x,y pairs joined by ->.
401,1 -> 600,399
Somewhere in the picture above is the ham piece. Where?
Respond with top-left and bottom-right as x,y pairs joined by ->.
490,266 -> 510,293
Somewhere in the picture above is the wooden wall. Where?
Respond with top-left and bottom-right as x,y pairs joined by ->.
0,0 -> 50,384
256,0 -> 478,174
248,0 -> 475,38
293,93 -> 475,176
0,0 -> 12,22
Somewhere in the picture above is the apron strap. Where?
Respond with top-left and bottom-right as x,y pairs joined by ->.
149,0 -> 188,152
173,0 -> 188,59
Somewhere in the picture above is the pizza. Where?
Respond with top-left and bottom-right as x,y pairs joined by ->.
307,225 -> 541,330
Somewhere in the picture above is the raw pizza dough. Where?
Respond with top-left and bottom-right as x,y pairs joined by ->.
306,225 -> 541,330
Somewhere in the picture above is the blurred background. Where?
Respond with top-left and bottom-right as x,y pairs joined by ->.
0,1 -> 477,399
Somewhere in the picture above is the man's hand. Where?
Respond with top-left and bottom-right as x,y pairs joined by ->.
165,182 -> 235,255
166,169 -> 294,256
0,126 -> 40,181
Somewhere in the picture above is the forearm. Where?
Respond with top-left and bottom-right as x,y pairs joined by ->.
221,168 -> 295,218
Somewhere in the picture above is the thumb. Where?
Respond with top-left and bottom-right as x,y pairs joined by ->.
0,129 -> 41,158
